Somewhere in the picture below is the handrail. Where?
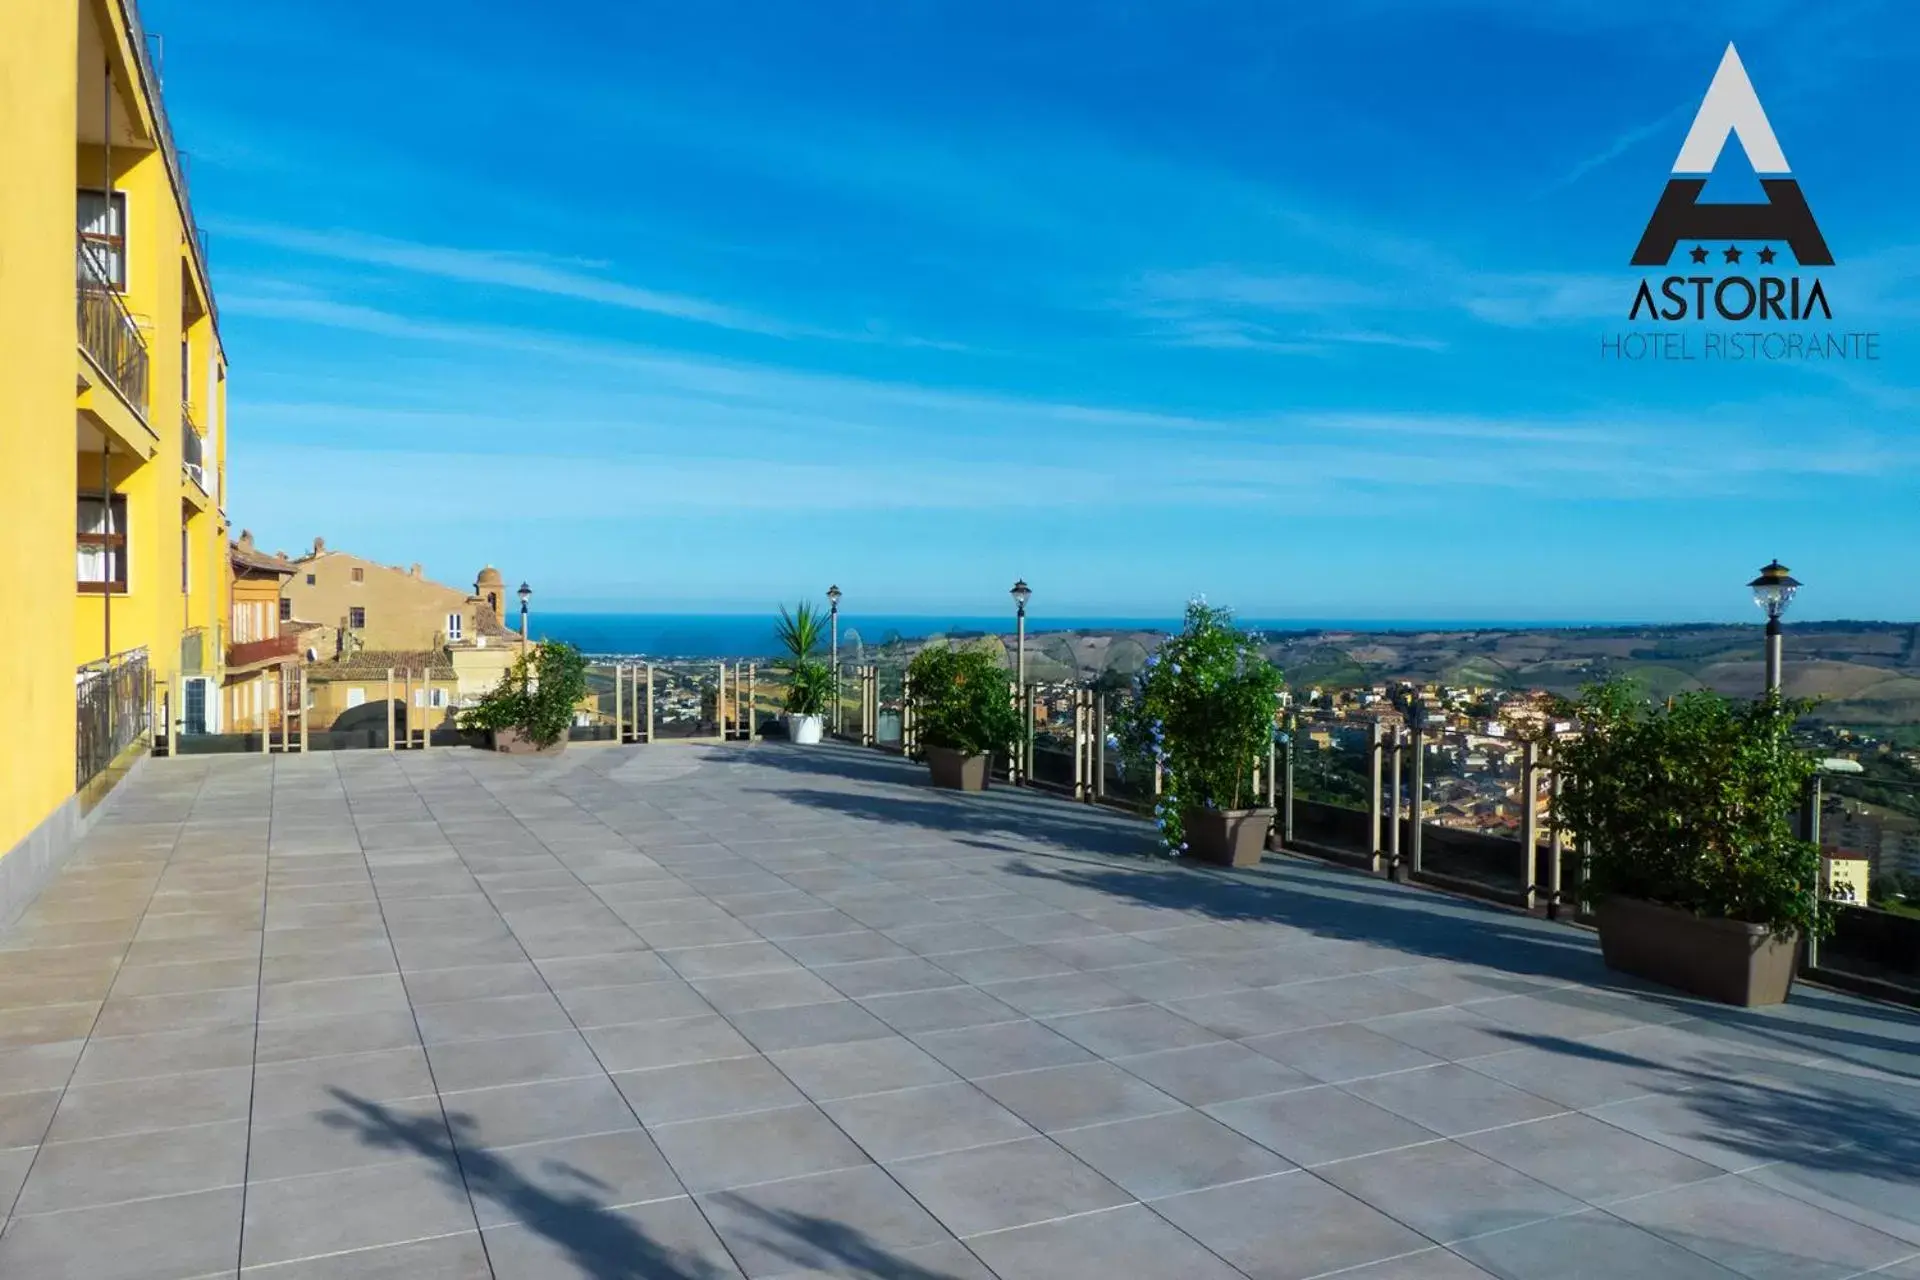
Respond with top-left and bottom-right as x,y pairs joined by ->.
77,239 -> 150,416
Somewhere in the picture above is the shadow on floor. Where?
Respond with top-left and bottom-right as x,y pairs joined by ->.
1487,1028 -> 1920,1195
746,778 -> 1158,860
320,1091 -> 966,1279
703,1195 -> 972,1280
746,746 -> 1920,1077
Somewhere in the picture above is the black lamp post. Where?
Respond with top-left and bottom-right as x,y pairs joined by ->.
1009,579 -> 1031,686
1010,579 -> 1032,782
826,584 -> 842,732
1748,560 -> 1800,695
517,582 -> 532,648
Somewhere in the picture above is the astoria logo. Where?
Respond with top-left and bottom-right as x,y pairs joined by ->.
1629,44 -> 1828,321
1605,44 -> 1874,361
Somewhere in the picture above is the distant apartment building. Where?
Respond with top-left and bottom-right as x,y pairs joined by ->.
275,542 -> 528,729
222,533 -> 298,733
282,538 -> 520,656
1823,802 -> 1920,882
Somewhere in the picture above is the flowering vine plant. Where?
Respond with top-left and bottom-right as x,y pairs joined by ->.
1115,598 -> 1284,855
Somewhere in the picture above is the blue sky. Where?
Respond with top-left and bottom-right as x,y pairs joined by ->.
150,0 -> 1919,621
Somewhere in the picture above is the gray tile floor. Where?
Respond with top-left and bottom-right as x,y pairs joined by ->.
0,740 -> 1916,1279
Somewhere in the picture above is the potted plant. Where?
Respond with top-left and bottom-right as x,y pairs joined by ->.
1117,599 -> 1283,866
459,640 -> 590,755
1552,680 -> 1828,1007
776,602 -> 833,745
907,642 -> 1023,791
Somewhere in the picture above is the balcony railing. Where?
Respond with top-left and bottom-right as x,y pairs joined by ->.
182,412 -> 207,490
77,648 -> 150,790
77,240 -> 149,416
228,632 -> 299,668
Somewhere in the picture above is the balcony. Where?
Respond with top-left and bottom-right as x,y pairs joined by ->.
227,631 -> 299,669
0,740 -> 1913,1277
76,239 -> 149,420
181,407 -> 210,500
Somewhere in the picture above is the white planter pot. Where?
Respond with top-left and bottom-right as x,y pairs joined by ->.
788,714 -> 824,745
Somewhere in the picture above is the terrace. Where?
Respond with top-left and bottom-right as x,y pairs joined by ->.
0,741 -> 1915,1279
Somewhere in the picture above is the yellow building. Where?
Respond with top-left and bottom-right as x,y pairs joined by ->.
0,0 -> 228,920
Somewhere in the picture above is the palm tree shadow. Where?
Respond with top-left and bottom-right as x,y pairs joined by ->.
319,1091 -> 976,1279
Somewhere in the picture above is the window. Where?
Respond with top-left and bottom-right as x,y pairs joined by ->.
77,494 -> 127,592
445,612 -> 464,642
349,606 -> 366,630
279,597 -> 292,622
350,567 -> 365,584
180,338 -> 190,405
77,189 -> 127,289
345,688 -> 366,709
181,525 -> 190,593
305,573 -> 315,586
430,688 -> 447,709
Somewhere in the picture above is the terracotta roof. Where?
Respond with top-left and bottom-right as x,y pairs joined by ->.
230,541 -> 296,575
308,650 -> 447,680
473,604 -> 520,641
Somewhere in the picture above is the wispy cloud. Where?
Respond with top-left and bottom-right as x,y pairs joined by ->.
1540,103 -> 1691,196
1120,267 -> 1445,354
228,284 -> 1913,517
214,222 -> 789,333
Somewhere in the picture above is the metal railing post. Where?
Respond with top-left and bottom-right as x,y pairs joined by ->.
902,672 -> 915,755
748,663 -> 757,742
386,668 -> 395,750
1024,681 -> 1036,780
1409,712 -> 1426,877
1072,689 -> 1087,801
614,663 -> 625,744
1520,741 -> 1539,911
1281,736 -> 1295,848
1547,768 -> 1565,919
258,672 -> 269,755
1388,729 -> 1404,880
1368,721 -> 1385,874
1094,692 -> 1107,800
1803,774 -> 1823,971
299,668 -> 309,753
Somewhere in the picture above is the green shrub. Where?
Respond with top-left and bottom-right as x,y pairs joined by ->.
1116,599 -> 1284,855
907,643 -> 1023,759
459,640 -> 590,749
1553,680 -> 1828,938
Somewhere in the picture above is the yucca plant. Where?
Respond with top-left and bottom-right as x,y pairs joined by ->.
775,602 -> 834,718
775,602 -> 827,664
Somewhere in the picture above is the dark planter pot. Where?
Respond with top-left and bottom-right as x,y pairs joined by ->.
926,745 -> 990,792
490,727 -> 567,756
1184,807 -> 1275,868
1596,896 -> 1798,1007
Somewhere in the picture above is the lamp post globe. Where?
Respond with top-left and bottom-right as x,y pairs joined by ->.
516,582 -> 532,646
1747,561 -> 1800,695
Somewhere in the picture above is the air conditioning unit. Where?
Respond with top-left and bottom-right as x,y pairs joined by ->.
184,462 -> 208,491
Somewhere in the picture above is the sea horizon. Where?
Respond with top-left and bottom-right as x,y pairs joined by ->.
531,610 -> 1647,659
